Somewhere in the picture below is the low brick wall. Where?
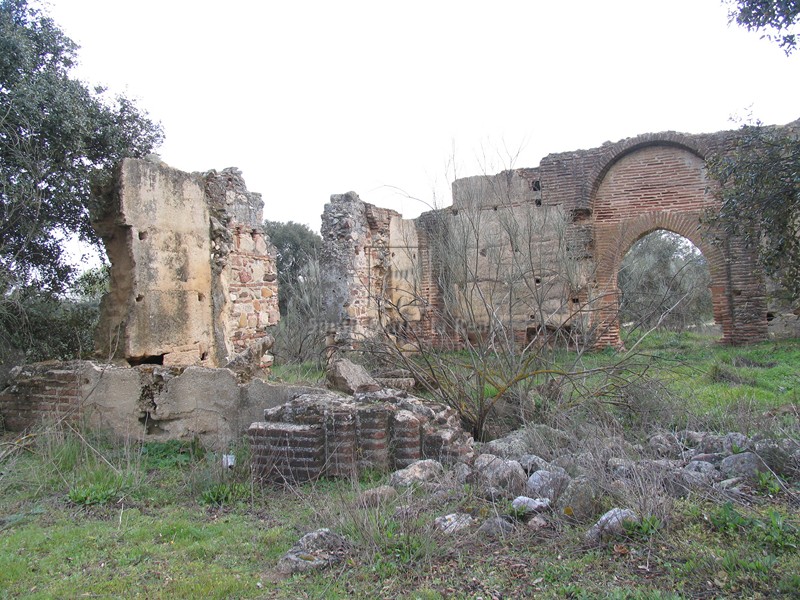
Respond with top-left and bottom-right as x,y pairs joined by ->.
0,362 -> 85,430
248,389 -> 474,483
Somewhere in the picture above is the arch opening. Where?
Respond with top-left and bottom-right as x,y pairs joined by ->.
617,229 -> 719,343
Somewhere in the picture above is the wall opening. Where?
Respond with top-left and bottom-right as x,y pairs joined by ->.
617,229 -> 718,341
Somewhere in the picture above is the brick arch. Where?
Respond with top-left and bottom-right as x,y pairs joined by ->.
587,132 -> 712,206
589,143 -> 743,347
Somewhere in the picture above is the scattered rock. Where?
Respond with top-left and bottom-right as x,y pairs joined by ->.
359,485 -> 398,507
719,452 -> 768,480
483,429 -> 532,460
684,460 -> 716,476
472,454 -> 527,496
477,516 -> 515,538
277,529 -> 352,574
389,459 -> 444,487
648,433 -> 682,458
511,496 -> 551,515
326,358 -> 381,394
526,515 -> 549,531
557,477 -> 603,521
517,454 -> 550,474
526,469 -> 571,503
434,512 -> 474,534
722,432 -> 750,454
584,508 -> 639,545
753,439 -> 795,476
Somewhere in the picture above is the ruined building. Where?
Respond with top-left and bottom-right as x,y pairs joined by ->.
93,158 -> 280,367
321,123 -> 799,350
0,159 -> 288,445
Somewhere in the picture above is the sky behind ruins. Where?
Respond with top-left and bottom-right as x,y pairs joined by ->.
49,0 -> 800,231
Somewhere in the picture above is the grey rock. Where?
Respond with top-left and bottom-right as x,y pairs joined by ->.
483,429 -> 532,460
648,433 -> 682,458
753,439 -> 795,476
517,453 -> 550,474
526,515 -> 549,531
277,528 -> 352,574
608,457 -> 636,478
684,460 -> 717,476
451,462 -> 473,484
434,512 -> 474,534
525,469 -> 571,503
557,477 -> 603,522
511,496 -> 551,514
472,454 -> 527,495
689,452 -> 724,464
698,434 -> 725,454
326,358 -> 380,394
476,516 -> 515,538
722,432 -> 750,454
584,508 -> 639,545
389,459 -> 444,487
719,452 -> 768,480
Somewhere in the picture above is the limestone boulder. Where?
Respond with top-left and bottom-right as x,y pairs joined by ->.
584,508 -> 639,545
326,358 -> 381,394
389,459 -> 444,488
277,529 -> 352,574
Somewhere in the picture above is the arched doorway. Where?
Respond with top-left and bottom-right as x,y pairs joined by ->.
617,229 -> 718,340
589,142 -> 743,347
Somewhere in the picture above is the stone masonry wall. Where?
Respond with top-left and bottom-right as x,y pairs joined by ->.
94,159 -> 278,368
0,360 -> 316,448
248,389 -> 474,482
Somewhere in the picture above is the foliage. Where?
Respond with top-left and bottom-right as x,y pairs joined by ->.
618,231 -> 712,332
0,0 -> 162,361
707,121 -> 800,302
270,256 -> 327,366
263,220 -> 322,315
728,0 -> 800,53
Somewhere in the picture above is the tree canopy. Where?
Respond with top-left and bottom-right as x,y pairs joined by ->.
0,0 -> 162,297
707,122 -> 800,302
728,0 -> 800,53
0,0 -> 162,361
263,220 -> 322,315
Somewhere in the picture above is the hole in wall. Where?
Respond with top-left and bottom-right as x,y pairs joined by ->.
535,198 -> 542,207
138,231 -> 147,240
135,294 -> 144,302
128,354 -> 165,366
766,312 -> 776,322
535,277 -> 542,284
531,180 -> 541,191
198,293 -> 206,302
200,351 -> 209,360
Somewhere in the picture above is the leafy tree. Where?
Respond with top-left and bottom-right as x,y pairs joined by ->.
618,231 -> 713,332
728,0 -> 800,53
263,220 -> 321,315
707,122 -> 800,302
0,0 -> 162,361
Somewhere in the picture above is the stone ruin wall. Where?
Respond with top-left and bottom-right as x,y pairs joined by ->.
1,159 -> 284,444
321,122 -> 800,350
0,360 -> 316,449
94,158 -> 279,368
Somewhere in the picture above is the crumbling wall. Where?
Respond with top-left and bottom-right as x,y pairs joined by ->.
321,123 -> 784,349
0,360 -> 316,448
248,389 -> 474,482
94,159 -> 278,368
320,192 -> 400,347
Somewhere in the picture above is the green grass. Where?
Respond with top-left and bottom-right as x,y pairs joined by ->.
1,333 -> 799,598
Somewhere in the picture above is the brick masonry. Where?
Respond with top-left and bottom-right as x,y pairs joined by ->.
321,123 -> 780,349
248,389 -> 474,482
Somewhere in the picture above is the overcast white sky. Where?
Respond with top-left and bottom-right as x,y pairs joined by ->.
46,0 -> 800,231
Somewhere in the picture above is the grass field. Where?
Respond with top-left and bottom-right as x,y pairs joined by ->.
1,333 -> 798,599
